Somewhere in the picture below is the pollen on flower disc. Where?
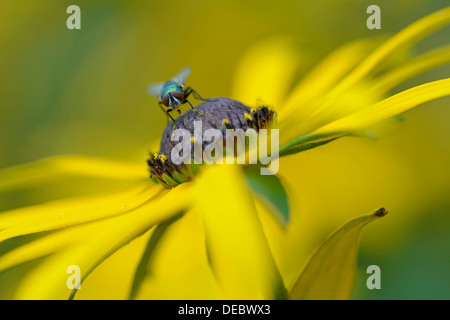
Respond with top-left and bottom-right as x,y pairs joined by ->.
158,97 -> 275,162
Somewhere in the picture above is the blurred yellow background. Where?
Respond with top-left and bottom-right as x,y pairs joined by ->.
0,0 -> 449,299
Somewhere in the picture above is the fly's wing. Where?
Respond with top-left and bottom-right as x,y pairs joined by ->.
146,82 -> 165,99
171,66 -> 192,87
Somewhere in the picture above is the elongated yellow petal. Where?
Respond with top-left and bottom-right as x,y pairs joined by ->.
231,37 -> 301,111
10,182 -> 192,299
0,184 -> 151,229
0,221 -> 99,272
0,184 -> 185,273
130,208 -> 221,300
279,37 -> 384,121
369,44 -> 450,94
0,155 -> 147,192
313,78 -> 450,135
195,165 -> 286,299
284,79 -> 380,144
280,7 -> 450,143
289,208 -> 387,300
280,77 -> 450,155
334,7 -> 450,93
0,183 -> 161,242
128,213 -> 183,299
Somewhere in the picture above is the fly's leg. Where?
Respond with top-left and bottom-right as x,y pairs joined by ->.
166,109 -> 177,137
184,87 -> 206,101
191,88 -> 208,101
184,87 -> 218,103
185,99 -> 205,117
159,102 -> 172,124
166,108 -> 176,123
182,88 -> 205,116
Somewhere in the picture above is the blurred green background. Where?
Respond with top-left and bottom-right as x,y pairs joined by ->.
0,0 -> 449,299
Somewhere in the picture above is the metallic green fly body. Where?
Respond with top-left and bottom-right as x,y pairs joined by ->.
147,66 -> 206,124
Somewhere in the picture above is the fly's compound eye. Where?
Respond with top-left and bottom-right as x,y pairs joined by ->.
171,90 -> 183,102
162,94 -> 170,107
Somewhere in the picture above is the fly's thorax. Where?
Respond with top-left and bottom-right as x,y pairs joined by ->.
161,81 -> 183,107
148,97 -> 276,188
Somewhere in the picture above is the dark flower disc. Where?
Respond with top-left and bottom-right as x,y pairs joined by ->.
147,97 -> 276,188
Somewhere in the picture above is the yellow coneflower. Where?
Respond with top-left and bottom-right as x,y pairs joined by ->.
1,8 -> 450,300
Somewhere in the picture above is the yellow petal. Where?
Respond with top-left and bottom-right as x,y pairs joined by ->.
313,78 -> 450,136
280,7 -> 450,143
128,213 -> 184,299
289,208 -> 388,300
231,37 -> 301,111
0,220 -> 99,272
279,37 -> 384,122
286,79 -> 379,143
369,44 -> 450,95
280,77 -> 450,154
334,7 -> 450,93
130,208 -> 221,299
0,155 -> 147,192
10,182 -> 192,299
195,165 -> 286,299
0,182 -> 161,241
